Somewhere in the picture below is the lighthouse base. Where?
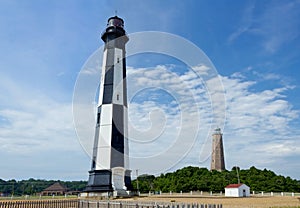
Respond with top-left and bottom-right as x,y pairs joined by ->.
85,170 -> 113,192
85,169 -> 132,194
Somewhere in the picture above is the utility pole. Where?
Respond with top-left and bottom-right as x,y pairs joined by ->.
136,169 -> 139,195
236,166 -> 240,184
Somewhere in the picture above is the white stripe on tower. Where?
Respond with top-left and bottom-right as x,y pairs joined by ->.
124,106 -> 129,170
96,104 -> 113,169
112,48 -> 124,105
98,49 -> 107,105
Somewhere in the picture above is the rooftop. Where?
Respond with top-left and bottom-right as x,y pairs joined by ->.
43,182 -> 68,192
225,184 -> 244,188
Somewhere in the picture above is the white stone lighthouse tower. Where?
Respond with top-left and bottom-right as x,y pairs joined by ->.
86,16 -> 131,195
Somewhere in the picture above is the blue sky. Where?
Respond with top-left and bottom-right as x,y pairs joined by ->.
0,0 -> 300,181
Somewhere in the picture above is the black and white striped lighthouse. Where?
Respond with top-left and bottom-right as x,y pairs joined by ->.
86,16 -> 132,194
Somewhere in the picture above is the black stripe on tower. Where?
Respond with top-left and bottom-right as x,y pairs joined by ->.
102,48 -> 115,104
122,51 -> 127,107
111,104 -> 125,168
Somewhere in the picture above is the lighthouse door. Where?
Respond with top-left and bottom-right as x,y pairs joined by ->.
112,167 -> 125,190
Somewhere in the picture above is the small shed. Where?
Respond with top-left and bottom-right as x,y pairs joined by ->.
225,183 -> 250,197
41,182 -> 68,196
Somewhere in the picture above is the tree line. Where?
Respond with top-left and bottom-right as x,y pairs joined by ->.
132,166 -> 300,193
0,178 -> 86,196
1,166 -> 299,196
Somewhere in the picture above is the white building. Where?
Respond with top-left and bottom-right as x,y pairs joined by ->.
225,184 -> 250,197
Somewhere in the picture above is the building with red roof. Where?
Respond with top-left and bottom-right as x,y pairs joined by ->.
225,183 -> 250,197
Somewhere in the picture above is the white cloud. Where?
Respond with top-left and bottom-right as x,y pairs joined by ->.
219,73 -> 300,178
125,65 -> 299,177
1,62 -> 299,179
228,1 -> 300,53
126,64 -> 215,174
192,64 -> 210,76
0,73 -> 88,179
228,2 -> 255,43
224,74 -> 298,135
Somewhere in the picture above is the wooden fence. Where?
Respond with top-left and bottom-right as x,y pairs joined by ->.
0,199 -> 79,208
79,201 -> 222,208
0,200 -> 222,208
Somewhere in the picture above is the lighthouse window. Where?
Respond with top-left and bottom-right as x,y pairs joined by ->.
117,94 -> 119,100
97,113 -> 100,124
92,157 -> 96,169
117,58 -> 120,63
